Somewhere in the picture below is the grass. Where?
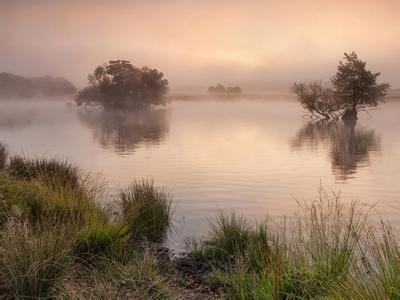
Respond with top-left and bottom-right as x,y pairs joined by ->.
189,189 -> 400,299
343,222 -> 400,299
2,142 -> 400,298
0,143 -> 7,170
0,170 -> 106,227
0,149 -> 173,299
57,251 -> 170,299
73,222 -> 131,263
8,156 -> 80,188
0,222 -> 73,298
120,180 -> 172,242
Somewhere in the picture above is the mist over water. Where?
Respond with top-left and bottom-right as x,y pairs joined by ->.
1,96 -> 399,249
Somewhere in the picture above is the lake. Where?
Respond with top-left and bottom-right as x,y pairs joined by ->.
1,95 -> 399,249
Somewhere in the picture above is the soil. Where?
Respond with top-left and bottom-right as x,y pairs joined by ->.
151,245 -> 222,299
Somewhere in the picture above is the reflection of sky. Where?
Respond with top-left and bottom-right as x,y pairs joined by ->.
1,98 -> 400,249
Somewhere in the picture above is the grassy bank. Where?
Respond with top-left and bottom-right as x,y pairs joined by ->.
189,191 -> 400,299
0,144 -> 172,298
1,143 -> 400,299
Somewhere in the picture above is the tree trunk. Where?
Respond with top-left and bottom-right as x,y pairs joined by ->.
341,108 -> 358,127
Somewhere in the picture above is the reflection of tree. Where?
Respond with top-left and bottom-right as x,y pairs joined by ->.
78,108 -> 169,154
291,121 -> 380,181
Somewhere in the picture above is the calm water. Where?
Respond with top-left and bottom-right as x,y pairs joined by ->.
1,95 -> 400,249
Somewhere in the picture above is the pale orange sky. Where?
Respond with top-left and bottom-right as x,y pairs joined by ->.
1,0 -> 399,91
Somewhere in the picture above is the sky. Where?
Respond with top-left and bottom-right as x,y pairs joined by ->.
1,0 -> 399,91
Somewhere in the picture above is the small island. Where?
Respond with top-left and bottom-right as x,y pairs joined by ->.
0,72 -> 76,99
207,83 -> 242,94
76,60 -> 169,110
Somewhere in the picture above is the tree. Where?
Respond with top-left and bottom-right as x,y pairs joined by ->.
227,86 -> 242,94
292,52 -> 390,121
207,84 -> 226,93
291,82 -> 340,120
332,52 -> 390,120
76,60 -> 169,110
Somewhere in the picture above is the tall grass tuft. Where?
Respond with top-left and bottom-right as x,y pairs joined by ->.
198,213 -> 251,262
0,222 -> 73,298
191,188 -> 373,299
120,180 -> 172,242
0,171 -> 106,227
8,156 -> 80,189
0,143 -> 7,170
73,222 -> 131,263
288,189 -> 370,295
0,152 -> 172,298
344,222 -> 400,299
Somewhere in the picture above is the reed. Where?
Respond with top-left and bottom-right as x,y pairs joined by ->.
0,143 -> 7,170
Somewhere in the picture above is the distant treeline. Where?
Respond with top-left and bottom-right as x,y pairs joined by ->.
0,72 -> 76,98
208,83 -> 242,94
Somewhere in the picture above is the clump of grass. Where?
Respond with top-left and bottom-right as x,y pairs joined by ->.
345,222 -> 400,299
196,213 -> 251,262
57,251 -> 170,299
0,151 -> 173,298
0,172 -> 105,227
211,260 -> 274,299
0,222 -> 73,298
8,156 -> 80,189
120,180 -> 172,242
73,222 -> 131,263
289,189 -> 369,294
193,213 -> 280,271
191,188 -> 372,299
0,143 -> 7,170
0,174 -> 51,225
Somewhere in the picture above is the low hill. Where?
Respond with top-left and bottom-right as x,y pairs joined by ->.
0,72 -> 76,98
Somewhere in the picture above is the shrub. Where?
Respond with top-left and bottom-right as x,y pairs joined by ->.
120,180 -> 172,242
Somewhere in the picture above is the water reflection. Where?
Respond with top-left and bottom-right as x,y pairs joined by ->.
291,121 -> 380,181
78,108 -> 169,155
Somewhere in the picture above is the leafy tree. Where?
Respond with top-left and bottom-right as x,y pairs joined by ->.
292,52 -> 390,121
332,52 -> 390,119
208,84 -> 226,93
208,84 -> 242,94
227,86 -> 242,94
76,60 -> 169,110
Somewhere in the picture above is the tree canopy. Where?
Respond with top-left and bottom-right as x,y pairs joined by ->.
292,52 -> 390,121
208,84 -> 242,94
76,60 -> 169,110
